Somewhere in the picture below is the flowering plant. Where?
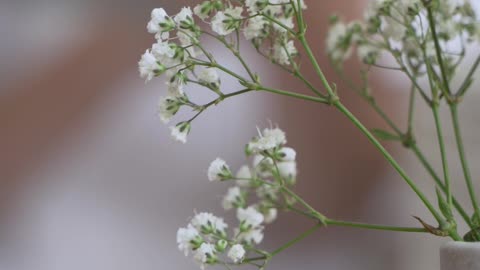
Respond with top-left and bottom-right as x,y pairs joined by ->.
139,0 -> 480,269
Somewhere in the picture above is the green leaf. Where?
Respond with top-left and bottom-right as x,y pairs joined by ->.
371,129 -> 402,141
436,188 -> 453,220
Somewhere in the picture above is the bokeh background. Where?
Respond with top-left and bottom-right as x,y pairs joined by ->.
1,0 -> 480,269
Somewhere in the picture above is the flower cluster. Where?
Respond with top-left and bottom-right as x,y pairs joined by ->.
326,0 -> 479,72
139,1 -> 308,144
177,126 -> 299,269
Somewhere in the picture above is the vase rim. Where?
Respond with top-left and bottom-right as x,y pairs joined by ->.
442,241 -> 480,248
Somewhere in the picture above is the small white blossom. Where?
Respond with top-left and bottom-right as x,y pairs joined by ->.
249,127 -> 287,152
263,208 -> 278,224
222,186 -> 243,210
208,158 -> 232,181
193,3 -> 210,20
211,7 -> 243,36
174,7 -> 194,26
236,165 -> 253,187
170,122 -> 191,144
147,8 -> 174,40
237,227 -> 264,244
272,17 -> 294,33
198,67 -> 220,85
158,96 -> 180,124
191,212 -> 228,234
277,161 -> 297,180
139,50 -> 162,82
326,21 -> 352,62
277,147 -> 296,161
273,40 -> 298,66
177,224 -> 201,256
244,16 -> 268,40
227,244 -> 246,263
357,43 -> 380,64
237,206 -> 264,229
194,243 -> 216,268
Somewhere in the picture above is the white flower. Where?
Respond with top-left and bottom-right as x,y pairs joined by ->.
383,17 -> 406,41
198,67 -> 220,85
249,127 -> 287,152
147,8 -> 174,39
263,208 -> 278,224
273,40 -> 297,66
191,212 -> 228,234
326,21 -> 352,62
151,41 -> 175,59
252,155 -> 273,177
208,158 -> 232,181
277,147 -> 296,161
174,7 -> 193,26
194,243 -> 216,268
236,165 -> 253,187
256,184 -> 279,200
237,206 -> 264,229
170,122 -> 191,144
244,16 -> 268,40
222,186 -> 243,210
277,161 -> 297,180
211,7 -> 243,35
237,227 -> 264,244
357,43 -> 380,64
227,244 -> 246,263
193,3 -> 210,20
138,50 -> 162,82
158,96 -> 180,124
177,224 -> 201,256
272,17 -> 294,33
245,0 -> 268,14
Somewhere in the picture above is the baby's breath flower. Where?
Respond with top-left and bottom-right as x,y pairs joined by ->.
272,17 -> 294,33
273,40 -> 297,66
326,21 -> 353,63
211,7 -> 244,36
177,224 -> 202,256
237,206 -> 264,230
139,50 -> 164,82
276,147 -> 296,162
147,8 -> 175,40
236,227 -> 264,244
248,127 -> 287,153
357,43 -> 380,65
191,212 -> 228,235
170,122 -> 191,144
263,207 -> 278,224
227,244 -> 246,263
222,186 -> 245,210
158,96 -> 181,124
215,239 -> 228,252
194,243 -> 217,269
208,158 -> 233,181
236,165 -> 253,187
244,16 -> 268,40
245,0 -> 268,14
277,161 -> 297,183
198,67 -> 220,88
174,7 -> 194,28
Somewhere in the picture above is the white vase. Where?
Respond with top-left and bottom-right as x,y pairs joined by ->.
440,242 -> 480,270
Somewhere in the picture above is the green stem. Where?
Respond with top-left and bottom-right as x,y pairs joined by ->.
450,104 -> 480,217
334,102 -> 445,224
327,220 -> 427,233
270,223 -> 321,256
259,86 -> 329,104
426,6 -> 453,98
281,186 -> 328,224
432,105 -> 453,212
457,54 -> 480,97
298,35 -> 335,97
411,144 -> 473,229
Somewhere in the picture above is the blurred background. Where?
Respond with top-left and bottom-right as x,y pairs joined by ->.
1,0 -> 479,269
